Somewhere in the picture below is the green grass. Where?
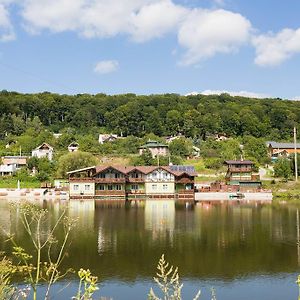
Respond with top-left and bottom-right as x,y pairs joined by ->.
0,178 -> 41,189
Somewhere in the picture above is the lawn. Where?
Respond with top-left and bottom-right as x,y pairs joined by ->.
0,178 -> 41,189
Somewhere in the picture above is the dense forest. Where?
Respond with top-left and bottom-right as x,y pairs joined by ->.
0,90 -> 299,140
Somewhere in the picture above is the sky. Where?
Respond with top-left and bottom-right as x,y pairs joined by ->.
0,0 -> 300,98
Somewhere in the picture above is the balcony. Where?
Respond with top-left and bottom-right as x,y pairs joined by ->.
127,178 -> 145,183
95,190 -> 126,196
94,178 -> 126,183
228,167 -> 252,172
69,177 -> 94,182
175,178 -> 194,184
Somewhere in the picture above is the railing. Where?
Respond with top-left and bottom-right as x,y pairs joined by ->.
177,189 -> 194,194
228,167 -> 252,172
95,190 -> 126,195
127,178 -> 145,183
69,177 -> 94,182
94,178 -> 126,183
175,178 -> 194,184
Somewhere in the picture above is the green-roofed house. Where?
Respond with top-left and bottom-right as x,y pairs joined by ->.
138,140 -> 169,158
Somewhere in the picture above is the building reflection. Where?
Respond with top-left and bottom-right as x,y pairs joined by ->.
144,200 -> 175,241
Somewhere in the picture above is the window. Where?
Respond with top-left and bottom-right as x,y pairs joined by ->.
115,185 -> 122,190
152,184 -> 157,190
163,184 -> 168,190
73,185 -> 79,191
99,173 -> 106,178
115,173 -> 121,178
131,173 -> 139,178
108,185 -> 113,190
131,184 -> 138,190
97,184 -> 105,190
85,185 -> 90,191
152,172 -> 157,178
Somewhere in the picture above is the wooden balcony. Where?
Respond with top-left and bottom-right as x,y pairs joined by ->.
127,178 -> 145,183
94,178 -> 126,183
177,189 -> 195,194
95,190 -> 126,196
175,178 -> 194,184
228,167 -> 252,172
69,177 -> 94,182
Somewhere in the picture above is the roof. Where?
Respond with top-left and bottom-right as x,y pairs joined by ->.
68,141 -> 79,147
267,141 -> 300,149
225,160 -> 254,165
34,142 -> 53,151
68,165 -> 197,177
139,140 -> 168,149
67,166 -> 96,174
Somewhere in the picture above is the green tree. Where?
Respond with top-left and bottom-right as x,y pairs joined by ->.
56,151 -> 98,178
169,138 -> 193,158
274,158 -> 292,179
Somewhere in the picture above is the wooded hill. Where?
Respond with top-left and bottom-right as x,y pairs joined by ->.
0,90 -> 299,140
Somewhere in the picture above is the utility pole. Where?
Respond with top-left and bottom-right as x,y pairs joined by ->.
294,127 -> 298,182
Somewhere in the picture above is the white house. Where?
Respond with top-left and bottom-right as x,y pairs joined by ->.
32,143 -> 54,161
0,164 -> 16,176
98,134 -> 119,144
68,142 -> 79,152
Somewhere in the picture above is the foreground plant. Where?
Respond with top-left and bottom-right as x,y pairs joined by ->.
148,254 -> 201,300
73,268 -> 99,300
3,203 -> 76,300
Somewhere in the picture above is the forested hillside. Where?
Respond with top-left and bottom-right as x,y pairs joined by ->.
0,90 -> 299,140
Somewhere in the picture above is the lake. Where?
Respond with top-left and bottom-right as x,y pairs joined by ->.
0,199 -> 299,300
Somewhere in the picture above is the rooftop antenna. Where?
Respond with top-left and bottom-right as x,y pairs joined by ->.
294,127 -> 298,182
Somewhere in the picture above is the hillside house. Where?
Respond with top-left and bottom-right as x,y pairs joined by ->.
138,140 -> 169,158
68,142 -> 79,152
98,134 -> 119,144
2,156 -> 27,169
0,164 -> 16,176
267,141 -> 300,160
32,143 -> 54,161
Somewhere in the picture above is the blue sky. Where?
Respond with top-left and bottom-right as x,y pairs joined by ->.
1,0 -> 300,99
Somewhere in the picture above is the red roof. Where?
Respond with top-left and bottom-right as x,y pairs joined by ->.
224,160 -> 253,165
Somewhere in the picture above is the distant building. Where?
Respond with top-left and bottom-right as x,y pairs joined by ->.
165,135 -> 185,144
68,165 -> 196,201
53,133 -> 62,139
98,134 -> 119,144
68,142 -> 79,152
2,156 -> 27,169
138,140 -> 169,158
224,160 -> 261,191
32,143 -> 54,161
267,141 -> 300,160
0,164 -> 16,176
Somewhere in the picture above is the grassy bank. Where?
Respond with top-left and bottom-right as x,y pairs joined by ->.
263,180 -> 300,201
0,177 -> 41,188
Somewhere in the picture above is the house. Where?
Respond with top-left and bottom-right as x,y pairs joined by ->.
224,160 -> 261,191
68,142 -> 79,152
0,164 -> 16,176
138,140 -> 169,158
98,134 -> 119,144
68,165 -> 196,201
53,133 -> 62,139
267,141 -> 300,160
2,156 -> 28,169
32,143 -> 54,161
165,135 -> 185,144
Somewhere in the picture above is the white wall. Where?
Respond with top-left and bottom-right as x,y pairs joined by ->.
145,182 -> 175,194
69,182 -> 95,196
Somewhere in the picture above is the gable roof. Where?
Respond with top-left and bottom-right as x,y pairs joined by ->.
68,141 -> 79,147
139,140 -> 168,149
268,141 -> 300,149
224,160 -> 253,165
33,142 -> 53,151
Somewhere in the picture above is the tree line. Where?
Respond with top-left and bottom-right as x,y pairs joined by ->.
0,90 -> 299,140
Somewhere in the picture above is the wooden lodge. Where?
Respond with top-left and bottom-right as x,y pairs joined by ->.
68,165 -> 196,201
224,160 -> 262,191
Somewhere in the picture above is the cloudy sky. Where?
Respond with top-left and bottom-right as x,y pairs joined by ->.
0,0 -> 300,98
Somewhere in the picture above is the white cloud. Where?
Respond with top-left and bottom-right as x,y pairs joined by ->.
0,3 -> 15,41
130,0 -> 187,42
178,9 -> 252,65
20,0 -> 187,41
253,28 -> 300,66
94,60 -> 119,74
186,89 -> 270,99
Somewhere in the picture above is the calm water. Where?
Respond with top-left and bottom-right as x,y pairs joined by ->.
0,199 -> 300,300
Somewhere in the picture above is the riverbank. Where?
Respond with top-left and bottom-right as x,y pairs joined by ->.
0,188 -> 68,200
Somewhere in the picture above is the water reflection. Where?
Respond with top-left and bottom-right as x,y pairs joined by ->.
0,200 -> 300,282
